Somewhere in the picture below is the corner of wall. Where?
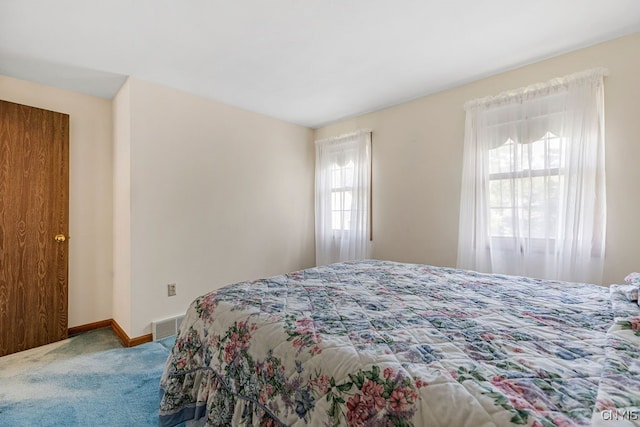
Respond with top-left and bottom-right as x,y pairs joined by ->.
112,78 -> 133,335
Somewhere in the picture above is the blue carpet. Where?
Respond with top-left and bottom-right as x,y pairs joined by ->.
0,330 -> 174,427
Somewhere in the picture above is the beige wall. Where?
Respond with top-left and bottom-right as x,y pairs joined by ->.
315,33 -> 640,286
112,79 -> 132,333
0,74 -> 114,327
114,78 -> 315,337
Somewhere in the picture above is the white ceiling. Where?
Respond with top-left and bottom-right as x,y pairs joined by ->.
1,1 -> 639,128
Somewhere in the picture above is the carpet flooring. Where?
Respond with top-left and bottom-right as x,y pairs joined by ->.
0,328 -> 174,427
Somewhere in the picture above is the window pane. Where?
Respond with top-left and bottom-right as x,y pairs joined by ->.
331,191 -> 340,209
332,211 -> 341,230
517,142 -> 527,172
529,176 -> 547,206
490,207 -> 513,237
527,207 -> 545,238
343,191 -> 352,211
530,139 -> 545,170
489,179 -> 513,208
329,157 -> 357,231
344,162 -> 354,187
490,140 -> 514,174
332,165 -> 342,188
548,175 -> 561,196
548,136 -> 565,169
489,180 -> 501,206
332,192 -> 353,230
344,212 -> 351,231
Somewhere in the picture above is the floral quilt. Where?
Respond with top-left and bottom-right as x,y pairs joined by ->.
159,260 -> 640,426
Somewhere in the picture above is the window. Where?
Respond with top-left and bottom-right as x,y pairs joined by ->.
488,132 -> 564,243
315,131 -> 371,266
330,160 -> 354,231
458,68 -> 607,284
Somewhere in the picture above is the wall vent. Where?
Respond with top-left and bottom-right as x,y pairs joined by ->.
152,315 -> 185,340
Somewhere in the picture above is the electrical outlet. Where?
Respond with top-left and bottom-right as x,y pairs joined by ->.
167,283 -> 176,297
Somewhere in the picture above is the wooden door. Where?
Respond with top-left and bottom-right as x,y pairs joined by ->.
0,100 -> 69,356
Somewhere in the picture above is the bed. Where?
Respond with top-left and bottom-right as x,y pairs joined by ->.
159,260 -> 640,426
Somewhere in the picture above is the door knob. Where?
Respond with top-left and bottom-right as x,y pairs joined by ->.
54,234 -> 67,243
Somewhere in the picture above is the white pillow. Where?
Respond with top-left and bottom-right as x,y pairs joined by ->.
624,272 -> 640,284
618,284 -> 639,302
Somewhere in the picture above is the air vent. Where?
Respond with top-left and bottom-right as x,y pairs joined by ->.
152,315 -> 185,340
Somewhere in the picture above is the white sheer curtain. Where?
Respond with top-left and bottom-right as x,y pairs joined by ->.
457,68 -> 607,284
315,130 -> 371,266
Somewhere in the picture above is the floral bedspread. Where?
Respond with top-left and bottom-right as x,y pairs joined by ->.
159,260 -> 640,426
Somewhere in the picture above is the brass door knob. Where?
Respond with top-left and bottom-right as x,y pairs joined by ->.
54,234 -> 67,243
